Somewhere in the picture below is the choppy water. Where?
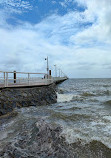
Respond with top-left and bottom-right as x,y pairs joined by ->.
0,79 -> 111,158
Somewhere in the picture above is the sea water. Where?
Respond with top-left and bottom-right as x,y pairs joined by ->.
0,79 -> 111,157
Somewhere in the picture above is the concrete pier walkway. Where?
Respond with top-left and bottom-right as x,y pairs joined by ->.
0,71 -> 68,88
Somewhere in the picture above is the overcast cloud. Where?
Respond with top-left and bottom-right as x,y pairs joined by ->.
0,0 -> 111,78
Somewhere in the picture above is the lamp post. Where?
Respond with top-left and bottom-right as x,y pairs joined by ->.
45,56 -> 49,78
54,65 -> 57,77
59,68 -> 61,77
60,69 -> 62,77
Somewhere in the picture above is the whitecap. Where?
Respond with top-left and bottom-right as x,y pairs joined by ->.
57,92 -> 74,103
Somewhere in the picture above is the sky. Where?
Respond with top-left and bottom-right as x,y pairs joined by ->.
0,0 -> 111,78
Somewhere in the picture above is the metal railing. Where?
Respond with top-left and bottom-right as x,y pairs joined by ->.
0,71 -> 54,87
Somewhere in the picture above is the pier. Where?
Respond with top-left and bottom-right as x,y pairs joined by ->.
0,71 -> 68,88
0,70 -> 67,116
0,65 -> 68,116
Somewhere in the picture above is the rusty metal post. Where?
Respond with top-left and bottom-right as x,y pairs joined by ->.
49,70 -> 51,76
14,71 -> 16,83
49,70 -> 52,83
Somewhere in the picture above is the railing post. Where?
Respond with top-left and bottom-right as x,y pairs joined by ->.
6,72 -> 8,87
14,71 -> 16,83
49,70 -> 52,84
4,72 -> 6,87
28,73 -> 30,85
44,74 -> 47,85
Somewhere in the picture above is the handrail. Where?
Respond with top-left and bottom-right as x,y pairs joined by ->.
0,71 -> 46,75
0,71 -> 5,73
0,71 -> 67,88
0,71 -> 53,87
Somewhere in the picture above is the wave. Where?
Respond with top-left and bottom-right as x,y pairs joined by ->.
82,90 -> 111,97
71,96 -> 84,102
51,112 -> 91,121
57,92 -> 99,103
103,90 -> 111,95
57,88 -> 65,94
57,93 -> 74,103
1,116 -> 111,158
71,140 -> 111,158
104,100 -> 111,106
81,92 -> 95,97
0,119 -> 77,158
68,106 -> 81,110
87,99 -> 99,102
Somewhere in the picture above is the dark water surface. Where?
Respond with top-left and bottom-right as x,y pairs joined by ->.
0,79 -> 111,157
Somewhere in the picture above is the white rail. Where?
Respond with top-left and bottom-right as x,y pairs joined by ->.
0,71 -> 54,87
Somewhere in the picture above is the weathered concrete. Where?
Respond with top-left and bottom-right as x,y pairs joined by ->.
0,84 -> 57,116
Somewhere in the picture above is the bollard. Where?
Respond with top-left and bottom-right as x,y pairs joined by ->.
14,71 -> 16,83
